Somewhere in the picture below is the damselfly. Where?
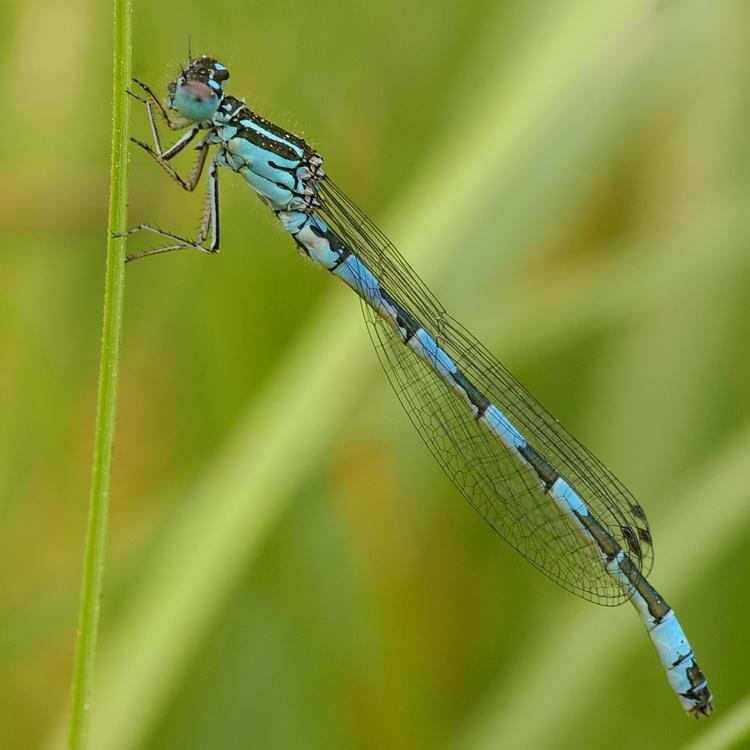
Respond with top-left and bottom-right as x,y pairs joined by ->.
123,55 -> 712,717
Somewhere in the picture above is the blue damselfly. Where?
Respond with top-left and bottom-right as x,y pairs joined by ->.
123,55 -> 712,717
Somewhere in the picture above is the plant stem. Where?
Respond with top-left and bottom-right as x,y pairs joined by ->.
68,0 -> 132,746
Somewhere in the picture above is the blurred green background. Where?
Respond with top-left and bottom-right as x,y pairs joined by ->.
1,0 -> 749,748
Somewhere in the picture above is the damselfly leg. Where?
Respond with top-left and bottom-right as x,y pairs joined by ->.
129,77 -> 186,133
123,79 -> 221,262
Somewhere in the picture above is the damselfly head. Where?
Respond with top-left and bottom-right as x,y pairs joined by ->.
166,55 -> 230,123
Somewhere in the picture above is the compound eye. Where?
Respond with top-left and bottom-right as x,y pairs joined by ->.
182,81 -> 215,102
173,80 -> 220,121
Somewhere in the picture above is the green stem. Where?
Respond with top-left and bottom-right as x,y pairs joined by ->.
68,0 -> 132,746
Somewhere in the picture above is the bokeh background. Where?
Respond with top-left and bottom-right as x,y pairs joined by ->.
1,0 -> 749,748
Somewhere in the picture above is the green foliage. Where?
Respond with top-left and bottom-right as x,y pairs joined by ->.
0,0 -> 748,748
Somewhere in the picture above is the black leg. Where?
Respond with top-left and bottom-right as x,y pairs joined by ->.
131,77 -> 186,131
131,133 -> 209,191
124,158 -> 221,262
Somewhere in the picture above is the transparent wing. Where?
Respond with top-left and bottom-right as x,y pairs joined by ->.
318,178 -> 654,605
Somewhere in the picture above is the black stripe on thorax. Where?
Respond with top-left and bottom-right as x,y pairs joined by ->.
222,99 -> 311,158
239,107 -> 310,152
235,125 -> 301,162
